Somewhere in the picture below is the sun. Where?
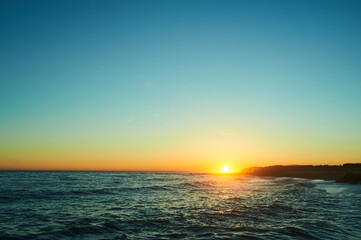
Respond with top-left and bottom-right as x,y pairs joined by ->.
222,165 -> 230,173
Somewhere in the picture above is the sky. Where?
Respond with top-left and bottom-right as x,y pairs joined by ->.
1,0 -> 361,172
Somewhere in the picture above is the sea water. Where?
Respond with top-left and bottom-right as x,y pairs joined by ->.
1,171 -> 360,239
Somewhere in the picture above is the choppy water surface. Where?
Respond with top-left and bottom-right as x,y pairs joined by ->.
1,171 -> 360,239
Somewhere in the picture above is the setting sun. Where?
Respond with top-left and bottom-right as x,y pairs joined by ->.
222,165 -> 230,173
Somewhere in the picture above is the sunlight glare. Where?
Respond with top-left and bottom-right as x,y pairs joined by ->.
222,165 -> 230,173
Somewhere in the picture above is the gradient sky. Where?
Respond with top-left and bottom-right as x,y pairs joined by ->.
1,0 -> 361,171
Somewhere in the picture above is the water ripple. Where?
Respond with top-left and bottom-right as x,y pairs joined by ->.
0,171 -> 360,239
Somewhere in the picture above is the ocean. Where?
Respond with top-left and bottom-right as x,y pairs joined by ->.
1,171 -> 360,239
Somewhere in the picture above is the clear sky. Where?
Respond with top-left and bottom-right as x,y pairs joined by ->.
1,0 -> 361,171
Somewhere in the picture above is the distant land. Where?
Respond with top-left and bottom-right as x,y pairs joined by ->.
241,164 -> 361,184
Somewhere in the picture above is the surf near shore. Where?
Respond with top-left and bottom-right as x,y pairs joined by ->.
241,163 -> 361,184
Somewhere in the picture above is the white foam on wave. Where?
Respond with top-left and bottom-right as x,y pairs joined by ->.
312,180 -> 348,194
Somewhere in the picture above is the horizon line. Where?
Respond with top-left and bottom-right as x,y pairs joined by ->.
1,163 -> 360,172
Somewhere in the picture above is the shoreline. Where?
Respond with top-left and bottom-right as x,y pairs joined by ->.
241,164 -> 361,184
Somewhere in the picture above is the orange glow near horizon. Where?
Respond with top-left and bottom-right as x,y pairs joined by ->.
1,130 -> 360,172
0,154 -> 244,172
1,151 -> 360,172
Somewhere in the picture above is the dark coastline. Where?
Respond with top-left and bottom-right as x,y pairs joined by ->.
241,164 -> 361,184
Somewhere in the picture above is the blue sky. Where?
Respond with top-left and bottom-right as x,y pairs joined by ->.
1,0 -> 361,170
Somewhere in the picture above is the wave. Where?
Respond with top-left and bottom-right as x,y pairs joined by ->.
1,172 -> 360,240
181,180 -> 217,189
274,226 -> 321,239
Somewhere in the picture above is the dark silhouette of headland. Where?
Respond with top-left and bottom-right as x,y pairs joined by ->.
241,163 -> 361,184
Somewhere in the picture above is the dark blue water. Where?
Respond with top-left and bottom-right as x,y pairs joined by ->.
1,171 -> 360,239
